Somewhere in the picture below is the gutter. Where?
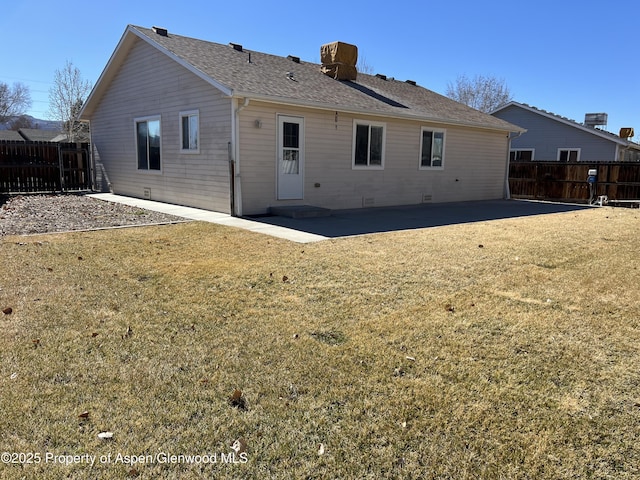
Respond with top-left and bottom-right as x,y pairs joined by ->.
504,130 -> 526,199
230,97 -> 249,216
230,91 -> 524,135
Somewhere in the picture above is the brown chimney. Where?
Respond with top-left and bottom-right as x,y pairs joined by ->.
320,41 -> 358,80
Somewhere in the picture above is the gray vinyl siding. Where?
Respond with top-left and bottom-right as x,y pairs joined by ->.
239,101 -> 509,215
88,39 -> 232,213
493,105 -> 618,162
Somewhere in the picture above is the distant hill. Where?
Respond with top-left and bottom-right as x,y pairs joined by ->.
0,115 -> 61,131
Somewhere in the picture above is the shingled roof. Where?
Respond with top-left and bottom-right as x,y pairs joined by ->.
492,101 -> 639,148
82,25 -> 522,133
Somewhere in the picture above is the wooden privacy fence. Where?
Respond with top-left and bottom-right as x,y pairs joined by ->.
0,141 -> 91,193
509,161 -> 640,203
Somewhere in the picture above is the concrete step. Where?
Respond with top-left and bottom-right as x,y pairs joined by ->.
268,205 -> 332,219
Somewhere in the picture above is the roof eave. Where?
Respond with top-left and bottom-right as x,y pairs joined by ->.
493,101 -> 628,145
233,91 -> 524,133
80,25 -> 233,120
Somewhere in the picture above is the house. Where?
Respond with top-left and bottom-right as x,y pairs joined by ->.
18,128 -> 63,142
80,25 -> 524,216
0,130 -> 25,141
492,101 -> 640,163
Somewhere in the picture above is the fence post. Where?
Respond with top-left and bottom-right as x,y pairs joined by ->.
57,143 -> 64,192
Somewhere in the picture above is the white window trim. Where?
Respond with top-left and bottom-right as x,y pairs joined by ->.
419,127 -> 446,170
510,148 -> 535,161
134,115 -> 162,174
352,120 -> 386,170
557,148 -> 581,162
179,109 -> 200,154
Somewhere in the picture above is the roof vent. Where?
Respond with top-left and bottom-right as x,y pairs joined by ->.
320,41 -> 358,80
152,26 -> 168,37
375,74 -> 387,80
229,43 -> 243,52
405,79 -> 417,86
584,113 -> 608,128
287,55 -> 300,64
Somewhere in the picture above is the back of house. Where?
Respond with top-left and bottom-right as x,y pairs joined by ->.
81,25 -> 523,216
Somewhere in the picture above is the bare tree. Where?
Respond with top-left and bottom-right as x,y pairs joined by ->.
357,55 -> 375,75
48,61 -> 92,142
0,82 -> 32,125
8,115 -> 34,130
446,74 -> 512,113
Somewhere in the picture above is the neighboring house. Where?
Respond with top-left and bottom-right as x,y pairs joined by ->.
18,128 -> 63,142
80,25 -> 524,216
492,101 -> 640,163
0,130 -> 25,141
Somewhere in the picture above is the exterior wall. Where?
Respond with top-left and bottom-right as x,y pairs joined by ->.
493,106 -> 618,162
239,101 -> 509,215
88,39 -> 233,212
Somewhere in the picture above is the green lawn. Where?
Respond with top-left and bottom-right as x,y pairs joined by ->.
1,206 -> 639,479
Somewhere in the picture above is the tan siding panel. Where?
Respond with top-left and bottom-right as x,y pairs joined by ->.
90,38 -> 508,216
89,39 -> 232,213
239,103 -> 509,214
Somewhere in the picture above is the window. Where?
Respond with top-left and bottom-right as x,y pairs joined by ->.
281,121 -> 300,174
510,149 -> 534,161
180,110 -> 199,153
420,128 -> 445,168
135,116 -> 161,171
353,121 -> 385,168
558,148 -> 580,162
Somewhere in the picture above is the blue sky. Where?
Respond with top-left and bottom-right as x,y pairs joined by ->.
1,0 -> 637,137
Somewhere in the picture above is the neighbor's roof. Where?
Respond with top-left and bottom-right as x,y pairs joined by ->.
18,128 -> 62,142
82,25 -> 523,133
0,130 -> 25,141
492,101 -> 639,148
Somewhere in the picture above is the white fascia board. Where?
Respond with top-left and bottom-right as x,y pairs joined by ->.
80,25 -> 135,119
80,25 -> 233,120
496,102 -> 627,145
128,27 -> 233,97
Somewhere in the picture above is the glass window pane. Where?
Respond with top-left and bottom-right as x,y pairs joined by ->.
421,131 -> 433,167
283,122 -> 299,148
182,116 -> 190,150
281,150 -> 299,174
148,120 -> 161,170
568,150 -> 578,162
136,121 -> 148,169
189,115 -> 198,149
559,150 -> 568,162
370,126 -> 383,165
432,132 -> 443,167
355,124 -> 369,165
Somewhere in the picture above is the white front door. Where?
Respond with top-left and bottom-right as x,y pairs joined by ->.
277,115 -> 304,200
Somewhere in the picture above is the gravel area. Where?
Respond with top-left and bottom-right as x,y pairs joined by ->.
0,194 -> 187,236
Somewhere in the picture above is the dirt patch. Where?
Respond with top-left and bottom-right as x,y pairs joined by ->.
0,193 -> 186,235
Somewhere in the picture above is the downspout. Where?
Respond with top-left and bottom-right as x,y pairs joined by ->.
230,97 -> 249,216
504,130 -> 524,199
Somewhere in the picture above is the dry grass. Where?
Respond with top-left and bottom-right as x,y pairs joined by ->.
1,206 -> 639,479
